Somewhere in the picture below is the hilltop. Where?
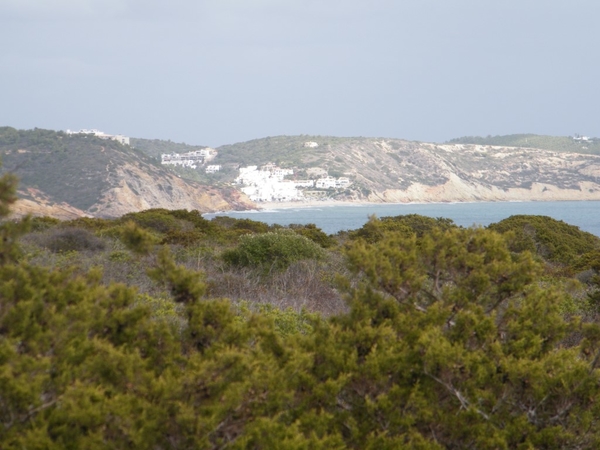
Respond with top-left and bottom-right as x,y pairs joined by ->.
448,134 -> 600,154
0,127 -> 252,219
209,135 -> 600,204
4,128 -> 600,219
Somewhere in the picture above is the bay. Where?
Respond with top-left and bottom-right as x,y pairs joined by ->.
204,201 -> 600,237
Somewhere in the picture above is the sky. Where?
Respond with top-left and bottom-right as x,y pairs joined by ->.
1,0 -> 599,147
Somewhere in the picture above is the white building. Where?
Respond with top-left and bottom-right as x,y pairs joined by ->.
315,176 -> 337,189
160,149 -> 217,170
66,129 -> 130,146
304,141 -> 319,148
161,151 -> 204,169
235,165 -> 309,202
205,165 -> 221,173
315,176 -> 352,189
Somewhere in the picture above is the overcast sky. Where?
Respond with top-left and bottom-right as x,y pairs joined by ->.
1,0 -> 598,146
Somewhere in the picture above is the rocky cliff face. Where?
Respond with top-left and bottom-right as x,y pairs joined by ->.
91,164 -> 254,217
362,142 -> 600,203
0,127 -> 255,220
5,128 -> 600,221
287,139 -> 600,203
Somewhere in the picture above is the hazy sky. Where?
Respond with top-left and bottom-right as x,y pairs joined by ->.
1,0 -> 598,146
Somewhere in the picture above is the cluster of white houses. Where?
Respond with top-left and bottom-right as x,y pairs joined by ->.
66,129 -> 130,145
158,147 -> 352,202
234,164 -> 351,202
161,149 -> 219,172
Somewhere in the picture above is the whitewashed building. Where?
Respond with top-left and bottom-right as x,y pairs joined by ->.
235,164 -> 308,202
205,165 -> 221,173
66,129 -> 130,145
315,176 -> 352,189
161,151 -> 204,169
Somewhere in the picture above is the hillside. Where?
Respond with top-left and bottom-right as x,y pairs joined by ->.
5,128 -> 600,218
0,127 -> 253,219
210,135 -> 600,203
130,137 -> 209,161
447,134 -> 600,154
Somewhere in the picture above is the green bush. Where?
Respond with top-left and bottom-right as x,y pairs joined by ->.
63,217 -> 115,232
488,215 -> 600,268
211,216 -> 272,234
289,223 -> 335,248
121,209 -> 183,234
349,214 -> 457,243
161,229 -> 207,246
236,302 -> 314,336
169,209 -> 216,233
222,230 -> 325,271
34,227 -> 106,253
28,216 -> 61,231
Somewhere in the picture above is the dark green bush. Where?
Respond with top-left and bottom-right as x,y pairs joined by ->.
349,214 -> 457,243
211,216 -> 272,234
288,223 -> 335,248
168,209 -> 216,233
28,216 -> 61,232
63,217 -> 115,232
121,209 -> 183,234
488,215 -> 600,267
222,230 -> 325,271
35,227 -> 106,253
161,229 -> 208,246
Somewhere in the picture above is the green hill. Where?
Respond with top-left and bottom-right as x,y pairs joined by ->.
215,135 -> 373,168
0,127 -> 252,217
447,134 -> 600,154
0,127 -> 150,210
130,137 -> 209,161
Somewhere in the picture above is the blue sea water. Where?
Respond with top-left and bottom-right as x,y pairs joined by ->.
204,201 -> 600,237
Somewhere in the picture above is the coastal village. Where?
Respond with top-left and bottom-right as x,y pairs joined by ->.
159,142 -> 352,202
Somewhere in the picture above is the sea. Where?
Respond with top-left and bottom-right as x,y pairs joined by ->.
203,201 -> 600,237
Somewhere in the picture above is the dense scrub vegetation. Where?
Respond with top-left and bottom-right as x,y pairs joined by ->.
131,137 -> 209,161
0,127 -> 163,211
447,133 -> 600,155
4,174 -> 600,447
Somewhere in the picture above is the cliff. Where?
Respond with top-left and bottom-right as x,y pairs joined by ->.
213,136 -> 600,204
0,127 -> 254,219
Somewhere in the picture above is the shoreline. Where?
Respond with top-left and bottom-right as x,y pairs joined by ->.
205,197 -> 600,216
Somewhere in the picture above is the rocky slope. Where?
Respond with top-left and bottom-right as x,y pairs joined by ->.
213,136 -> 600,203
358,141 -> 600,203
4,128 -> 600,220
0,127 -> 253,219
91,163 -> 252,218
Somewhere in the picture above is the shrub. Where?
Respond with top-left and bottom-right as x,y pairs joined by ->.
28,216 -> 61,232
168,209 -> 216,233
121,209 -> 183,234
63,217 -> 115,232
288,223 -> 335,248
211,216 -> 272,234
349,214 -> 456,243
34,227 -> 106,253
222,230 -> 325,272
488,215 -> 600,268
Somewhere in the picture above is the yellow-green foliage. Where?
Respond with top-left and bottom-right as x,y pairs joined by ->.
236,301 -> 314,336
488,215 -> 600,268
349,213 -> 457,243
3,209 -> 600,447
4,171 -> 600,448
